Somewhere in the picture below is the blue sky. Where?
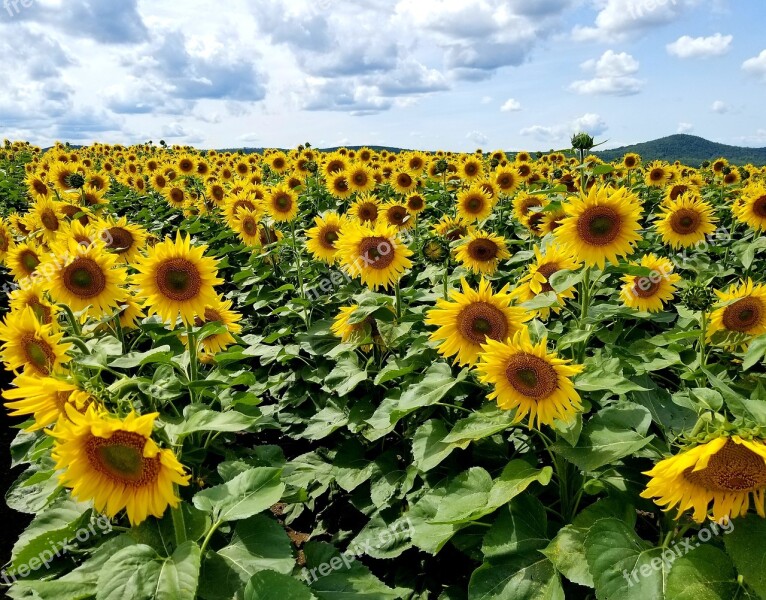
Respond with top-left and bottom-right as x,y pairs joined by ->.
0,0 -> 764,151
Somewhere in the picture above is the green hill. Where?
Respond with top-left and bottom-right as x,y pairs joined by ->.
595,134 -> 766,166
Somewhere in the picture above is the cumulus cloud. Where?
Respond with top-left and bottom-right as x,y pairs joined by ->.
573,0 -> 701,43
501,98 -> 522,111
711,100 -> 728,113
569,50 -> 644,96
466,130 -> 489,146
742,50 -> 766,81
666,34 -> 732,58
520,113 -> 607,144
677,122 -> 694,134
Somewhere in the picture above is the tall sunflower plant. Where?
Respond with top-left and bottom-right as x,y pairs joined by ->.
0,143 -> 765,599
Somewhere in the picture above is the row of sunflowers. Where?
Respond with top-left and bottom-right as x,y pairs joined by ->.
0,138 -> 765,599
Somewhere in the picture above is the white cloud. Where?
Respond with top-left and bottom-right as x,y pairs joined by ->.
520,113 -> 607,145
481,96 -> 493,104
711,100 -> 728,113
742,50 -> 766,81
677,122 -> 694,133
500,98 -> 522,111
573,0 -> 700,43
466,130 -> 489,146
569,50 -> 643,96
666,34 -> 732,58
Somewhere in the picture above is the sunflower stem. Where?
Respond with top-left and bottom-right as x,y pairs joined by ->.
289,221 -> 310,326
63,336 -> 90,355
186,322 -> 199,402
395,282 -> 402,321
577,267 -> 592,363
699,310 -> 709,372
171,488 -> 187,547
442,265 -> 450,300
200,520 -> 222,557
113,313 -> 125,354
61,304 -> 82,336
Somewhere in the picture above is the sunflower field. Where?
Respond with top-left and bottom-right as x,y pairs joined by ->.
0,138 -> 766,600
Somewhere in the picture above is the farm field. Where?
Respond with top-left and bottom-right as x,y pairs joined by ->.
0,139 -> 765,600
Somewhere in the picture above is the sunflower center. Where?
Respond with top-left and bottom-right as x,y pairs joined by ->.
650,168 -> 664,181
21,334 -> 54,374
20,250 -> 40,273
388,206 -> 408,226
107,227 -> 135,253
669,184 -> 688,201
41,209 -> 59,232
353,173 -> 367,186
408,196 -> 424,210
577,206 -> 621,246
397,174 -> 413,188
684,439 -> 766,492
504,353 -> 558,399
536,262 -> 560,293
87,431 -> 160,485
169,188 -> 184,204
358,203 -> 378,222
497,174 -> 514,189
722,297 -> 763,332
669,208 -> 701,234
155,258 -> 202,301
633,276 -> 661,298
334,178 -> 349,193
321,227 -> 340,249
274,194 -> 292,211
359,236 -> 396,270
457,302 -> 509,344
242,217 -> 258,236
63,257 -> 107,299
753,195 -> 766,217
0,232 -> 8,252
203,307 -> 223,322
467,239 -> 498,261
465,195 -> 485,214
32,179 -> 48,195
29,299 -> 53,325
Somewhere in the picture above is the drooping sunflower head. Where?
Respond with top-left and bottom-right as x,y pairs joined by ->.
50,405 -> 190,526
457,186 -> 494,222
656,193 -> 718,249
708,279 -> 766,344
306,212 -> 347,263
331,304 -> 383,351
455,230 -> 511,275
133,233 -> 223,327
554,185 -> 643,268
336,222 -> 413,291
425,277 -> 532,366
733,183 -> 766,232
433,215 -> 471,242
641,435 -> 766,523
476,327 -> 584,428
619,253 -> 682,313
0,307 -> 72,376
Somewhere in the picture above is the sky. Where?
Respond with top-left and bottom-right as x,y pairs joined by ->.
0,0 -> 764,152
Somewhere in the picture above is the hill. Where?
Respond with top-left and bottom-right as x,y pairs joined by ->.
595,134 -> 766,166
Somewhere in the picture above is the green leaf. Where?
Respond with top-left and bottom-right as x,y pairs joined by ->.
585,519 -> 667,600
549,269 -> 584,293
323,357 -> 368,397
412,419 -> 458,472
442,405 -> 517,445
193,468 -> 285,523
96,542 -> 201,600
482,496 -> 548,561
245,571 -> 317,600
666,545 -> 739,600
163,408 -> 263,441
723,514 -> 766,597
109,345 -> 173,368
552,405 -> 655,471
743,335 -> 766,371
468,554 -> 564,600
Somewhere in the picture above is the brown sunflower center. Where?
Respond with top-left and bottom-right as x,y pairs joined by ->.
107,227 -> 135,253
497,174 -> 514,190
359,236 -> 396,270
63,257 -> 107,299
273,193 -> 293,212
650,168 -> 665,181
320,227 -> 340,249
357,202 -> 378,222
352,172 -> 368,186
397,173 -> 413,188
0,232 -> 8,252
464,163 -> 478,176
536,262 -> 560,293
753,195 -> 766,218
20,249 -> 40,273
464,194 -> 486,214
684,439 -> 766,492
28,298 -> 53,324
577,206 -> 622,246
32,179 -> 48,195
669,208 -> 702,234
457,302 -> 509,344
179,159 -> 194,172
387,206 -> 409,226
40,209 -> 59,232
624,156 -> 637,168
242,216 -> 258,236
203,307 -> 223,322
408,195 -> 424,211
467,238 -> 498,262
21,334 -> 55,374
86,431 -> 160,486
504,353 -> 558,399
333,178 -> 349,194
169,188 -> 184,204
669,184 -> 688,201
722,297 -> 763,332
633,276 -> 661,298
155,258 -> 202,301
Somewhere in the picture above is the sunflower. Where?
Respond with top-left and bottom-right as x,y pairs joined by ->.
26,172 -> 51,201
176,155 -> 196,175
733,183 -> 766,232
405,192 -> 426,214
49,162 -> 87,193
8,282 -> 59,326
331,304 -> 380,350
306,213 -> 347,263
161,185 -> 187,209
0,219 -> 13,262
98,217 -> 148,264
32,198 -> 64,241
458,157 -> 484,181
346,164 -> 376,194
6,241 -> 43,281
47,239 -> 127,317
656,193 -> 717,249
336,222 -> 413,291
622,153 -> 641,170
391,170 -> 418,195
230,208 -> 262,247
641,435 -> 766,523
349,195 -> 380,224
267,151 -> 290,174
494,167 -> 519,195
456,186 -> 494,222
620,254 -> 681,313
326,172 -> 353,200
266,184 -> 299,222
455,231 -> 510,275
3,372 -> 92,431
476,328 -> 584,427
117,295 -> 146,330
512,192 -> 546,224
382,201 -> 414,231
50,405 -> 189,526
132,234 -> 222,327
433,215 -> 471,241
645,161 -> 669,187
555,185 -> 643,269
511,245 -> 581,320
0,307 -> 71,375
188,297 -> 242,355
708,279 -> 766,343
425,277 -> 531,366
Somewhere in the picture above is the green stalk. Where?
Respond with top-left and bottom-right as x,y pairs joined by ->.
289,220 -> 310,326
61,304 -> 82,336
577,267 -> 592,363
395,282 -> 402,321
171,488 -> 188,548
699,310 -> 709,371
186,322 -> 198,403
